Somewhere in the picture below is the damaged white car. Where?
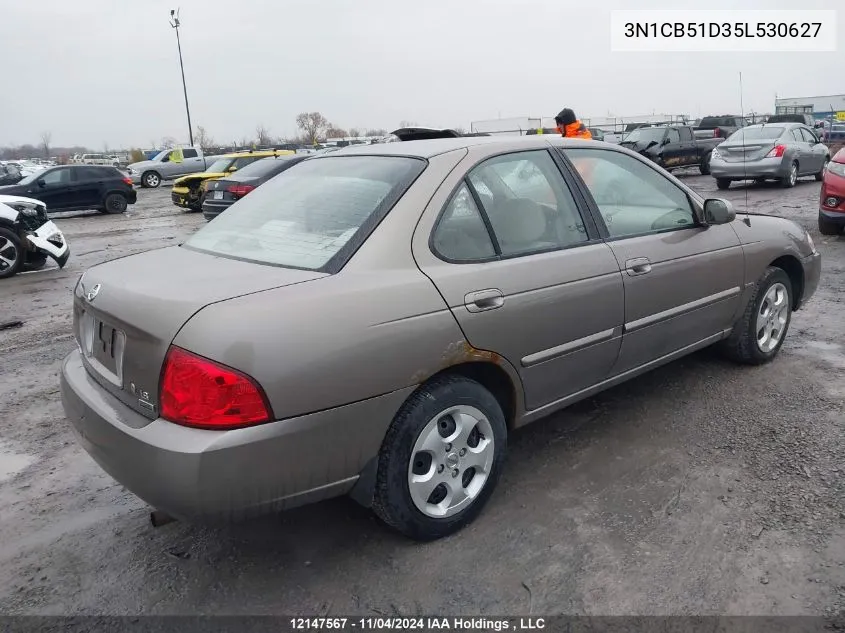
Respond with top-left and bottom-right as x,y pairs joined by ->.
0,194 -> 70,279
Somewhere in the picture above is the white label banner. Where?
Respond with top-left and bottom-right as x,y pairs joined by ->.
610,10 -> 837,52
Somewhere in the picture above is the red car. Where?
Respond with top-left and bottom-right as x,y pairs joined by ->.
819,147 -> 845,235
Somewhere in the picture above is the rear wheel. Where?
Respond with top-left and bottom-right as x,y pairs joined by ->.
816,156 -> 830,181
372,375 -> 507,541
699,152 -> 711,175
716,178 -> 731,190
781,162 -> 798,188
818,213 -> 842,236
721,266 -> 792,365
0,227 -> 23,279
102,193 -> 128,214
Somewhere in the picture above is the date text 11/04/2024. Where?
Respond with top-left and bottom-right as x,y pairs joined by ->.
624,22 -> 822,38
290,617 -> 547,631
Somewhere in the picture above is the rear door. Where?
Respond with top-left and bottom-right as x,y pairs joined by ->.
561,146 -> 744,376
75,167 -> 105,208
413,147 -> 625,411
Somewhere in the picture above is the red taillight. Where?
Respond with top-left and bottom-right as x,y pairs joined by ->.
765,145 -> 787,158
226,184 -> 255,198
123,177 -> 133,186
714,128 -> 721,138
159,346 -> 272,430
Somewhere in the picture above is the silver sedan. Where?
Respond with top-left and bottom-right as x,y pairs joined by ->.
709,122 -> 830,190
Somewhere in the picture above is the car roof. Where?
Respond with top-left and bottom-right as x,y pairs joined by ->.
325,135 -> 599,159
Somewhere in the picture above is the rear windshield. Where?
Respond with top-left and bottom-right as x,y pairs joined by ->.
232,156 -> 298,178
184,155 -> 425,271
698,117 -> 738,128
726,127 -> 784,142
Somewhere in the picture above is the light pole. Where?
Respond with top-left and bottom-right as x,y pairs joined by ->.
170,8 -> 194,147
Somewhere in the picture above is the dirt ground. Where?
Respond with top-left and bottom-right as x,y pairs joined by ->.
0,171 -> 843,617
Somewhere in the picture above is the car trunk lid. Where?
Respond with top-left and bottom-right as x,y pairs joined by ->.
717,139 -> 778,163
73,245 -> 327,421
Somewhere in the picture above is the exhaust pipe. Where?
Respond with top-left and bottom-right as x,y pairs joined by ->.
150,510 -> 177,528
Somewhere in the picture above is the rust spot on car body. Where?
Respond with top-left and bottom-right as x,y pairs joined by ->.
410,341 -> 503,384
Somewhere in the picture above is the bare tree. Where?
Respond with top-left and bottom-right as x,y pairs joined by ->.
348,127 -> 361,138
325,125 -> 349,139
296,112 -> 330,144
160,136 -> 177,149
40,131 -> 52,158
194,126 -> 215,151
453,126 -> 467,135
255,124 -> 273,147
365,128 -> 387,137
399,120 -> 417,128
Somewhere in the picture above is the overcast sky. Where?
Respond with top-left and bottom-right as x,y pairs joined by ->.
1,0 -> 841,149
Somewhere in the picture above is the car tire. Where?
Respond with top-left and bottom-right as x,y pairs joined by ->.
141,171 -> 161,188
372,375 -> 507,541
815,156 -> 830,182
699,152 -> 711,175
23,252 -> 47,271
818,213 -> 842,236
721,266 -> 792,365
781,162 -> 798,188
716,178 -> 731,190
103,193 -> 128,214
0,226 -> 23,279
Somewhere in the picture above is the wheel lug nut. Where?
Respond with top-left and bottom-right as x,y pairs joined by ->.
459,448 -> 466,456
452,469 -> 459,478
445,443 -> 452,452
437,464 -> 444,473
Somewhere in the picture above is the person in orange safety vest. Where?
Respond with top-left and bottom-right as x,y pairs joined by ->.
555,108 -> 593,139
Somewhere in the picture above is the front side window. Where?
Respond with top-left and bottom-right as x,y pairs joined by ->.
41,168 -> 71,185
206,158 -> 233,173
565,148 -> 696,238
185,155 -> 424,271
232,156 -> 262,170
666,128 -> 681,144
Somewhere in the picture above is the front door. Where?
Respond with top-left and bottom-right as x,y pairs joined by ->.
562,147 -> 745,375
413,148 -> 625,411
31,167 -> 77,209
659,127 -> 685,168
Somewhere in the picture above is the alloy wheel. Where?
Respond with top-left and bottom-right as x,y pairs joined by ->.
756,282 -> 789,353
0,236 -> 19,272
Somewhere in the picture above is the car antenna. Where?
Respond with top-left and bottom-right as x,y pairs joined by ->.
739,71 -> 751,227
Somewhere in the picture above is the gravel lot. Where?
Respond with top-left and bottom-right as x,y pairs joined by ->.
0,172 -> 843,617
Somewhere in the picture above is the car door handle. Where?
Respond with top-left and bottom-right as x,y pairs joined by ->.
625,257 -> 652,276
465,289 -> 504,312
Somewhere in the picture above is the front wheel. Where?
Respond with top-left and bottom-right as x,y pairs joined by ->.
372,375 -> 507,541
24,253 -> 47,271
816,157 -> 830,182
141,171 -> 161,188
699,152 -> 711,175
716,178 -> 731,190
0,227 -> 23,279
721,266 -> 792,365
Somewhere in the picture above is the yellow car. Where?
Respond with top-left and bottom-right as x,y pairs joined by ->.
170,150 -> 293,211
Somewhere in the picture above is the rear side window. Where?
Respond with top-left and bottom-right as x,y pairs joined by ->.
432,183 -> 496,261
183,149 -> 198,158
184,155 -> 425,271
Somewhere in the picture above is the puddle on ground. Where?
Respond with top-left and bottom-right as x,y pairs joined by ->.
0,440 -> 37,483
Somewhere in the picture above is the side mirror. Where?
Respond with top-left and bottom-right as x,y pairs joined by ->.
161,154 -> 170,163
37,179 -> 46,188
703,198 -> 736,225
229,166 -> 238,172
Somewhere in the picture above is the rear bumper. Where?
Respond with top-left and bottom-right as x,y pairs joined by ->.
60,349 -> 412,522
709,157 -> 789,180
127,189 -> 137,204
201,200 -> 233,221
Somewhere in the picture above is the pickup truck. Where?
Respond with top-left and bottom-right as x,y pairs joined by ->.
126,147 -> 215,188
694,115 -> 748,140
618,125 -> 724,174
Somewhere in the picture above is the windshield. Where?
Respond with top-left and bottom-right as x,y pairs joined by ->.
206,158 -> 233,173
17,172 -> 41,185
184,155 -> 425,271
152,150 -> 170,161
622,128 -> 665,144
726,127 -> 784,142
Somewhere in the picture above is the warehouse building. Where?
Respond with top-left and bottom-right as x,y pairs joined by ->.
775,94 -> 845,121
